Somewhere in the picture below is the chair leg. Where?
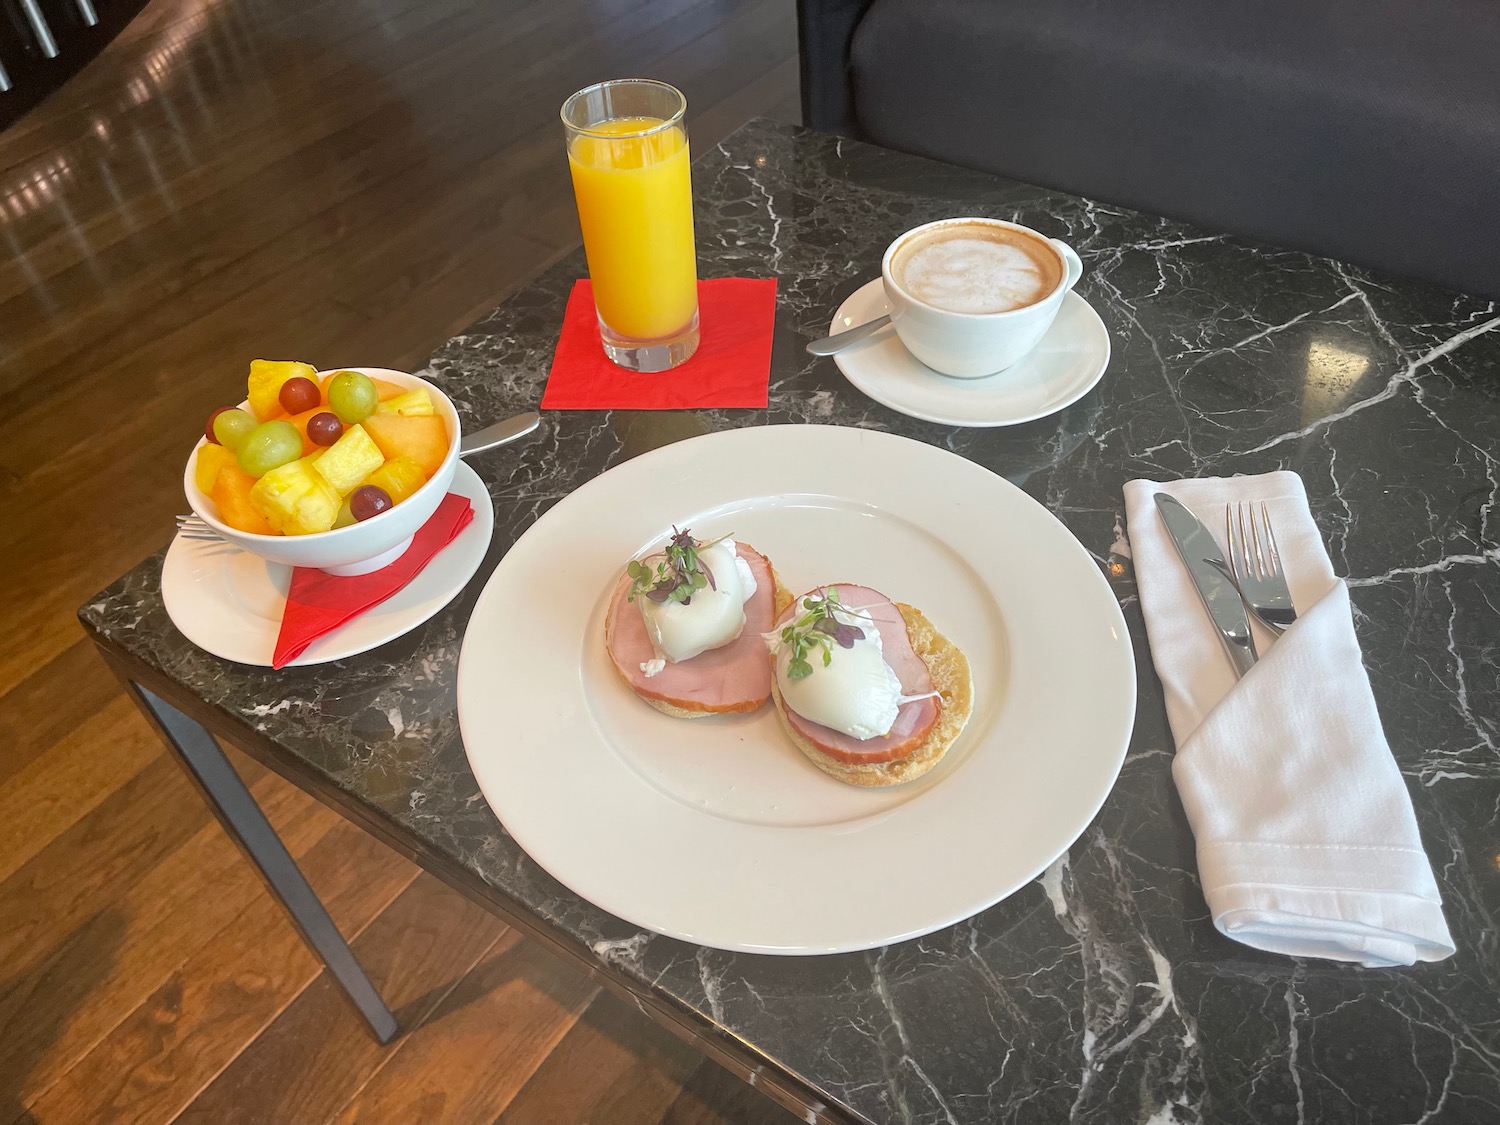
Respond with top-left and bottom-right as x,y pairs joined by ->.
18,0 -> 59,58
127,683 -> 400,1043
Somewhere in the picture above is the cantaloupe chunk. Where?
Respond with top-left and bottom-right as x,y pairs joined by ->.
361,414 -> 449,477
212,464 -> 276,535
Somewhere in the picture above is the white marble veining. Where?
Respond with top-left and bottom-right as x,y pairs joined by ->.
81,120 -> 1500,1125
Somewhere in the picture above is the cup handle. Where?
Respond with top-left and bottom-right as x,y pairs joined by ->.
1051,239 -> 1083,292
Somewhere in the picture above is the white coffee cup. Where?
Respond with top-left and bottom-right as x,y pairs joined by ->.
881,217 -> 1084,379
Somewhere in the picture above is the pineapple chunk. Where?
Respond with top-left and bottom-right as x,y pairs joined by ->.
248,359 -> 318,421
312,424 -> 385,496
249,459 -> 340,535
361,455 -> 427,506
194,443 -> 237,494
374,388 -> 434,417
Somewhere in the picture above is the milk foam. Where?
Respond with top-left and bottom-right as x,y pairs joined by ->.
898,235 -> 1051,313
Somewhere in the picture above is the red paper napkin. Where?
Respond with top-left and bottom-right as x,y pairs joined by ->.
540,277 -> 776,410
272,494 -> 475,668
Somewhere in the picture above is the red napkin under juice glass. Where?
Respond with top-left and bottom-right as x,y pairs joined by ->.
272,493 -> 475,668
540,277 -> 777,410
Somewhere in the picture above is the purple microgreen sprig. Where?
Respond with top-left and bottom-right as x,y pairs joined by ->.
779,588 -> 866,680
626,527 -> 732,607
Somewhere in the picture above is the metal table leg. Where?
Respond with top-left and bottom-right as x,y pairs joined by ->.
126,683 -> 399,1043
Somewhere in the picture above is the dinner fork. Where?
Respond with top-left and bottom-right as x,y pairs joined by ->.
176,514 -> 224,543
1226,501 -> 1297,633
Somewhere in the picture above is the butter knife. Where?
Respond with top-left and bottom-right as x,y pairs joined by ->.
459,411 -> 540,457
1153,493 -> 1258,678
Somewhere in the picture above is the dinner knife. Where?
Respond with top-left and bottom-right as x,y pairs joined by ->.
1153,493 -> 1258,678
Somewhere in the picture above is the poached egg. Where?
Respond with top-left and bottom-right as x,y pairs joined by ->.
637,538 -> 758,670
772,604 -> 904,740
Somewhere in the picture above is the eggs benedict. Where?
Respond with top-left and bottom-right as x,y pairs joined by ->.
768,585 -> 973,786
604,528 -> 791,717
635,534 -> 760,664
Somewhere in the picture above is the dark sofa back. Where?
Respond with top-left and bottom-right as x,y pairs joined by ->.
799,0 -> 1500,298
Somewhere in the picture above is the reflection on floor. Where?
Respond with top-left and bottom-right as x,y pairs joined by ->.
0,0 -> 801,1120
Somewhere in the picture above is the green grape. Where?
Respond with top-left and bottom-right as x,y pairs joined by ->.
211,407 -> 257,451
327,371 -> 379,425
236,420 -> 303,477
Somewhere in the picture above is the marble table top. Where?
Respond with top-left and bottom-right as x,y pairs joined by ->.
81,119 -> 1500,1125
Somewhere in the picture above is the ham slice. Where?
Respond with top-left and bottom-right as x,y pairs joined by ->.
775,584 -> 941,764
605,544 -> 776,713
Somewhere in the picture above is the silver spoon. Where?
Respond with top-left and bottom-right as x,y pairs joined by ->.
459,410 -> 540,456
805,314 -> 892,356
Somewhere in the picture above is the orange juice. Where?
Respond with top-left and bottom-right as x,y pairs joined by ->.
567,117 -> 697,341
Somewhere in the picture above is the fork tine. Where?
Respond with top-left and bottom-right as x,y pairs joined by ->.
1259,501 -> 1281,577
1246,501 -> 1266,579
1223,498 -> 1297,633
1235,501 -> 1252,580
1225,504 -> 1241,580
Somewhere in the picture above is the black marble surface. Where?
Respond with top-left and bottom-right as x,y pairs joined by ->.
81,120 -> 1500,1125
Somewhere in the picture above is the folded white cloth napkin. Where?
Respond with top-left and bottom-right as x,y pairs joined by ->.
1123,471 -> 1454,967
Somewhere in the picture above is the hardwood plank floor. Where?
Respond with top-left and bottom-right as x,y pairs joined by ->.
0,0 -> 804,1121
175,874 -> 507,1125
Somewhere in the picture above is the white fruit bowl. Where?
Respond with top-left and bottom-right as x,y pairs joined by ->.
183,367 -> 462,575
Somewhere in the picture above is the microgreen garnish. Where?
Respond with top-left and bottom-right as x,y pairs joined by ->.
778,588 -> 866,680
626,527 -> 731,606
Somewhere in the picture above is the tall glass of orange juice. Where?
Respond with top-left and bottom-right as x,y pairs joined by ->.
561,79 -> 699,372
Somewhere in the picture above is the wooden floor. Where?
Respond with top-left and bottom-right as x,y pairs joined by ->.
0,0 -> 803,1121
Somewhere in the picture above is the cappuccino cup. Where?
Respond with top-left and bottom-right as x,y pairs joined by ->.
881,217 -> 1083,378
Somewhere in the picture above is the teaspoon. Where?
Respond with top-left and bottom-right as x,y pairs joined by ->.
804,314 -> 892,356
459,411 -> 541,456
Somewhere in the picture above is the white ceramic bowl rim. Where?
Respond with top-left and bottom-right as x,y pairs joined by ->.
183,367 -> 461,541
881,216 -> 1070,321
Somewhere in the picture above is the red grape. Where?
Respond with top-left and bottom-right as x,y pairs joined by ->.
350,485 -> 393,521
279,376 -> 321,415
306,411 -> 344,447
205,406 -> 235,444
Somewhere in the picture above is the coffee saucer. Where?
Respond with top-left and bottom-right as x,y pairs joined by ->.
161,461 -> 494,667
828,279 -> 1111,427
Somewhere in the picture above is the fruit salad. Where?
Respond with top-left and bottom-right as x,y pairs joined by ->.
194,361 -> 451,536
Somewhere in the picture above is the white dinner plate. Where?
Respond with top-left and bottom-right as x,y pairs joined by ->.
830,279 -> 1111,427
162,461 -> 494,666
457,426 -> 1134,954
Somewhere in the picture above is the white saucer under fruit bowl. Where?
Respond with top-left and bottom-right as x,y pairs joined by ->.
162,460 -> 493,667
829,278 -> 1111,427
